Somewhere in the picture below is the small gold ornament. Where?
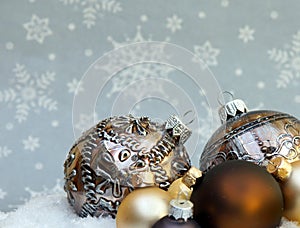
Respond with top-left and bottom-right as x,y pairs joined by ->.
116,187 -> 172,228
168,167 -> 202,200
267,157 -> 300,223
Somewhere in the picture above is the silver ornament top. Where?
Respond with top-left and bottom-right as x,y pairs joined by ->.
165,115 -> 192,144
218,99 -> 248,124
169,199 -> 194,221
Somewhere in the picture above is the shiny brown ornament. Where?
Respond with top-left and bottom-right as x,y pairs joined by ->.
190,160 -> 284,228
168,167 -> 202,200
200,98 -> 300,172
116,187 -> 172,228
267,157 -> 300,223
64,115 -> 191,217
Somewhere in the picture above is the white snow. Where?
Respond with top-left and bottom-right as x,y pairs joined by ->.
0,193 -> 116,228
0,193 -> 299,228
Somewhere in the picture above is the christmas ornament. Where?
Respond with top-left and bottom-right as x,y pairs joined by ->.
152,199 -> 201,228
200,97 -> 300,172
190,160 -> 284,228
267,157 -> 300,223
64,115 -> 191,217
168,167 -> 202,200
116,187 -> 172,228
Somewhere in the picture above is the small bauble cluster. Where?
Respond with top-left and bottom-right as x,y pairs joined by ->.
63,97 -> 300,228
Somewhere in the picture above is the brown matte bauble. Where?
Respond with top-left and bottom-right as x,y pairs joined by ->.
116,187 -> 172,228
200,99 -> 300,172
190,160 -> 284,228
64,115 -> 191,217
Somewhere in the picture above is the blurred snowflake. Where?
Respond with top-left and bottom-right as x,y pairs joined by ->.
238,25 -> 255,43
22,135 -> 40,152
25,179 -> 63,197
269,31 -> 300,88
0,189 -> 7,200
74,112 -> 98,133
96,26 -> 173,101
23,14 -> 52,44
60,0 -> 122,29
0,146 -> 12,159
166,14 -> 183,33
67,78 -> 84,95
0,64 -> 57,123
193,41 -> 220,69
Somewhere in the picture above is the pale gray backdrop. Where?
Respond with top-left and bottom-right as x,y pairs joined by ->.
0,0 -> 299,211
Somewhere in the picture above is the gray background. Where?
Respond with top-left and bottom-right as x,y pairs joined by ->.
0,0 -> 299,211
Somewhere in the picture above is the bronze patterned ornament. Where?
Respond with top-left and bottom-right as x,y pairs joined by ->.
200,99 -> 300,172
64,115 -> 191,218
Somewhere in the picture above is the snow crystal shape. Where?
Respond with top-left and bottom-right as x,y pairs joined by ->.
98,26 -> 173,100
0,146 -> 12,159
22,135 -> 40,152
268,31 -> 300,88
74,112 -> 98,133
0,64 -> 57,123
67,78 -> 84,95
221,0 -> 229,7
0,189 -> 7,200
60,0 -> 122,29
238,25 -> 255,43
23,14 -> 53,44
166,14 -> 183,33
193,41 -> 220,69
24,179 -> 64,199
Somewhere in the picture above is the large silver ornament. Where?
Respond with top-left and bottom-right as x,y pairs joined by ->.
64,115 -> 191,218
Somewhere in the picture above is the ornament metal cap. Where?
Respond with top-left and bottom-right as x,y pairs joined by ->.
165,115 -> 192,144
169,199 -> 194,221
182,166 -> 202,188
267,156 -> 293,181
218,99 -> 249,124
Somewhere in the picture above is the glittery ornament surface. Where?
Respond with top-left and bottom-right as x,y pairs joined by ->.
64,115 -> 191,217
200,110 -> 300,172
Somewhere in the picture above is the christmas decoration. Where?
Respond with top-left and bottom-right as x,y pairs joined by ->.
167,167 -> 202,200
64,115 -> 191,217
267,157 -> 300,223
116,187 -> 172,228
190,160 -> 284,228
152,199 -> 201,228
200,98 -> 300,172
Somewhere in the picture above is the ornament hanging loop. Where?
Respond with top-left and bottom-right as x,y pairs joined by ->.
217,91 -> 235,106
182,110 -> 195,126
217,93 -> 249,124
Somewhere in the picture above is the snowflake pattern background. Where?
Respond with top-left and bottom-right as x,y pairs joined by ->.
0,1 -> 299,220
